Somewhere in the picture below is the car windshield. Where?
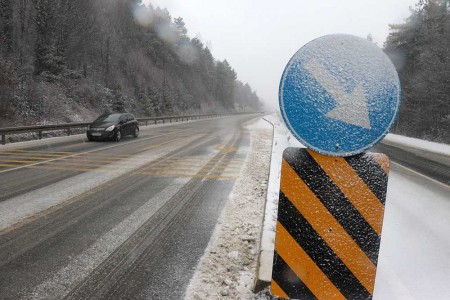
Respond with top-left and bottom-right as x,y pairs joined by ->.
94,114 -> 122,123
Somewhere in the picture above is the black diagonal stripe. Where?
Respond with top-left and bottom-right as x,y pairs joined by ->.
278,192 -> 372,300
345,154 -> 388,205
272,251 -> 317,300
283,147 -> 380,265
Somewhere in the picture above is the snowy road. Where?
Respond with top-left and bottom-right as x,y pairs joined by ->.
372,139 -> 450,299
0,114 -> 449,300
374,163 -> 450,299
0,114 -> 258,299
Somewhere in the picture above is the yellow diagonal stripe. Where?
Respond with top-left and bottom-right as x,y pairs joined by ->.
281,160 -> 376,294
271,280 -> 289,299
275,222 -> 346,300
308,150 -> 385,235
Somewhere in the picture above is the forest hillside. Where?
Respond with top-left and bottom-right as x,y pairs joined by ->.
0,0 -> 262,127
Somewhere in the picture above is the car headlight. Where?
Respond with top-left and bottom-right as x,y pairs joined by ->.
105,125 -> 115,131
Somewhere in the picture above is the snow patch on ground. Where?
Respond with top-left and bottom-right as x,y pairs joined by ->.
184,117 -> 273,299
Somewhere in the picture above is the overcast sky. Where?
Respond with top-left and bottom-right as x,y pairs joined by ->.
143,0 -> 417,109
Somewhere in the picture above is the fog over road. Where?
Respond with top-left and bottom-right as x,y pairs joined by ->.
0,114 -> 258,299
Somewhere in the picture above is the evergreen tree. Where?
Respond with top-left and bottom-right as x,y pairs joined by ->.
385,0 -> 450,142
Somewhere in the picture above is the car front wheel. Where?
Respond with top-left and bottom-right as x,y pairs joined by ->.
115,130 -> 122,141
134,127 -> 139,138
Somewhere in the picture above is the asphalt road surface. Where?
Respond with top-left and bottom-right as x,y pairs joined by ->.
0,114 -> 259,299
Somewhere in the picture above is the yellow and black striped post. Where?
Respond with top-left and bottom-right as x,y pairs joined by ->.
271,148 -> 389,300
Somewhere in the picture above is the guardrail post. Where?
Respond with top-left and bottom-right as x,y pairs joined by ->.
1,134 -> 5,145
146,121 -> 148,126
38,131 -> 43,140
67,128 -> 71,136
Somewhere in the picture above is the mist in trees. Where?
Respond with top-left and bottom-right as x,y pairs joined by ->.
0,0 -> 262,126
385,0 -> 450,143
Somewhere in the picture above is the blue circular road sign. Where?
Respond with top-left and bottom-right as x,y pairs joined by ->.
279,34 -> 401,156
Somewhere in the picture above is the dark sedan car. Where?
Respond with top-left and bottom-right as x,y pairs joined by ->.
86,113 -> 139,141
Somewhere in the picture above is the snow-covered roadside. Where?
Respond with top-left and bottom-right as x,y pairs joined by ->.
253,113 -> 303,292
184,117 -> 273,300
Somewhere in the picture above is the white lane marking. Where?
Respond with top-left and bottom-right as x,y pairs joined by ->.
0,129 -> 191,174
391,161 -> 450,191
304,58 -> 371,129
29,178 -> 190,300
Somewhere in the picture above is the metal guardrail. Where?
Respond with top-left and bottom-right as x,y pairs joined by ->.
0,113 -> 229,145
377,138 -> 450,186
137,114 -> 223,126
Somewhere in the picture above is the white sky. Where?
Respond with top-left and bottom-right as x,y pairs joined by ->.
143,0 -> 417,109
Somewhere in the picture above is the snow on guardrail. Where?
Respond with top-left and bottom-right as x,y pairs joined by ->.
382,134 -> 450,157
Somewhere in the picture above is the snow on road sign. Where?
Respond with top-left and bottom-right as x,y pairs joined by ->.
279,34 -> 401,156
